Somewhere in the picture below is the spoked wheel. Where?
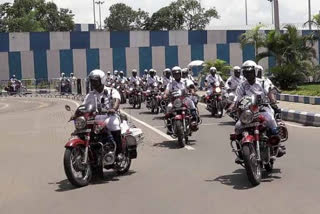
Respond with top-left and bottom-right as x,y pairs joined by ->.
175,120 -> 185,148
64,146 -> 92,187
115,149 -> 132,175
137,96 -> 142,109
242,144 -> 261,186
217,101 -> 224,118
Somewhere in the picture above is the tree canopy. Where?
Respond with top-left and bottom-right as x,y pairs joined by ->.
105,0 -> 219,31
0,0 -> 74,32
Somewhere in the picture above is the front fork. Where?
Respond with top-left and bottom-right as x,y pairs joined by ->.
83,134 -> 90,165
255,128 -> 261,161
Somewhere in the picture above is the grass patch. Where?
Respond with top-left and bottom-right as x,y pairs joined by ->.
283,84 -> 320,96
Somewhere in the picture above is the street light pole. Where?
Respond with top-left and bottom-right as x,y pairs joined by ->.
245,0 -> 248,25
96,1 -> 105,30
308,0 -> 312,30
93,0 -> 96,30
274,0 -> 280,32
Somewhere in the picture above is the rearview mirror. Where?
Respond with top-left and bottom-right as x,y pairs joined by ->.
65,105 -> 71,111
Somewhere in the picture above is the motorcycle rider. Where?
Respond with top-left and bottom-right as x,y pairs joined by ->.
205,67 -> 225,95
106,71 -> 113,82
164,66 -> 199,133
226,66 -> 243,92
83,69 -> 123,158
161,68 -> 172,88
113,70 -> 119,82
129,69 -> 141,85
182,68 -> 200,108
69,73 -> 77,94
229,60 -> 285,157
118,71 -> 128,82
147,69 -> 160,89
59,72 -> 70,93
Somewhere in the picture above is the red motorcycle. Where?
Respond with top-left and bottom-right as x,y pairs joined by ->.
63,101 -> 143,187
128,81 -> 142,109
205,82 -> 225,118
229,95 -> 288,186
145,82 -> 161,114
165,90 -> 198,147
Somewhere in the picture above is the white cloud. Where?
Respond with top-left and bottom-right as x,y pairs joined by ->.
1,0 -> 320,28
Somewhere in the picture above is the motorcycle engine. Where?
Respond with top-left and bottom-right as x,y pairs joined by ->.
103,151 -> 116,166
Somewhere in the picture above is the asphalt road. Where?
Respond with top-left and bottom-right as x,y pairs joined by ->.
1,96 -> 320,214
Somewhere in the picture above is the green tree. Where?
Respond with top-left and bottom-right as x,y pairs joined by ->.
147,0 -> 219,31
256,25 -> 317,89
0,0 -> 74,32
239,24 -> 266,57
199,59 -> 232,83
304,14 -> 320,29
104,3 -> 149,31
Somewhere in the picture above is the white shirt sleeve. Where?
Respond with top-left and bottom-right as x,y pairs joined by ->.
111,88 -> 121,100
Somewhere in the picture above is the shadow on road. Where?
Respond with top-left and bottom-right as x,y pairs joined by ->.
153,140 -> 196,149
207,168 -> 282,190
152,116 -> 165,120
51,170 -> 137,192
218,121 -> 236,126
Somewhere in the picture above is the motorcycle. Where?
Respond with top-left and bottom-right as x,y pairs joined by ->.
225,90 -> 239,121
60,78 -> 71,95
145,82 -> 161,114
229,95 -> 288,186
5,80 -> 27,95
165,90 -> 199,147
128,81 -> 142,109
205,82 -> 225,118
116,80 -> 127,104
63,100 -> 143,187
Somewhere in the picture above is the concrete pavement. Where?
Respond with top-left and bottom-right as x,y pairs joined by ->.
0,96 -> 320,214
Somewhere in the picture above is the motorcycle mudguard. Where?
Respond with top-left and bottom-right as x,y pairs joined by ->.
65,137 -> 86,148
174,115 -> 184,120
241,135 -> 255,144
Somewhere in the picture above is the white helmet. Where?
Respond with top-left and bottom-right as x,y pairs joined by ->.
232,66 -> 241,75
256,65 -> 264,78
88,69 -> 106,85
210,67 -> 217,72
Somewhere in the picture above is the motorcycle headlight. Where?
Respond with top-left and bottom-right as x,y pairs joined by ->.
173,99 -> 182,108
129,88 -> 133,91
74,116 -> 86,130
215,87 -> 221,93
240,110 -> 254,124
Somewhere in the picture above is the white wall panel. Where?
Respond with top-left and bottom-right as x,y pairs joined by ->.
73,49 -> 87,79
0,52 -> 9,80
126,48 -> 139,76
152,47 -> 165,72
207,30 -> 227,44
50,32 -> 70,50
81,24 -> 89,31
178,45 -> 191,68
90,32 -> 110,49
46,50 -> 60,79
130,31 -> 150,47
229,43 -> 243,67
21,51 -> 34,79
99,48 -> 113,73
9,33 -> 30,52
204,44 -> 217,61
169,31 -> 188,46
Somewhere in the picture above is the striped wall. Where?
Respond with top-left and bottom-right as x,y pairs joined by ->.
0,30 -> 319,80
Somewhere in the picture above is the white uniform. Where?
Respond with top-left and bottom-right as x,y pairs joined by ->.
166,80 -> 196,110
226,76 -> 244,91
147,76 -> 160,87
257,77 -> 274,93
129,76 -> 141,85
205,74 -> 224,86
83,86 -> 121,131
161,76 -> 172,87
234,79 -> 277,134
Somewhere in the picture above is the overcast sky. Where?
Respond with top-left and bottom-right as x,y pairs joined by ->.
2,0 -> 320,28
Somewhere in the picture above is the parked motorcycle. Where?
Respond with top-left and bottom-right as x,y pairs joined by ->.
165,90 -> 199,147
63,101 -> 143,187
229,95 -> 288,186
205,82 -> 225,118
128,81 -> 142,109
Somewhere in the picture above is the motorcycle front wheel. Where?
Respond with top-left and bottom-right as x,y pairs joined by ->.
242,144 -> 261,186
115,150 -> 132,175
137,96 -> 142,109
64,147 -> 92,187
217,101 -> 224,118
175,120 -> 185,148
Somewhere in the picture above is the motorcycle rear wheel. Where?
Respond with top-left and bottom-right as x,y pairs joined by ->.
64,147 -> 92,187
242,144 -> 261,186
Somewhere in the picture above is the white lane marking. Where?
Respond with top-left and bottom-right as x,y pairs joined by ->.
0,103 -> 9,110
121,110 -> 196,151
